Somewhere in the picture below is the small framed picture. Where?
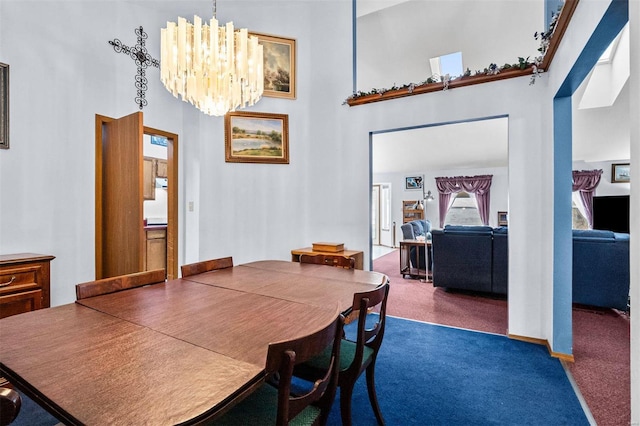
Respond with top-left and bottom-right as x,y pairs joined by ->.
251,32 -> 296,100
405,176 -> 423,190
498,211 -> 508,226
611,163 -> 630,183
225,111 -> 289,164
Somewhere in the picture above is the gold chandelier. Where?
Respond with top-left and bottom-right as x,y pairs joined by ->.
160,2 -> 263,116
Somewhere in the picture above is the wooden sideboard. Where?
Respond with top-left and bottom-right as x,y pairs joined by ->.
0,253 -> 55,319
291,247 -> 364,270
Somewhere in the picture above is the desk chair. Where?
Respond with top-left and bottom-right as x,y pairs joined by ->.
75,269 -> 165,300
180,256 -> 233,277
0,387 -> 21,426
299,254 -> 355,269
211,308 -> 344,426
295,282 -> 390,426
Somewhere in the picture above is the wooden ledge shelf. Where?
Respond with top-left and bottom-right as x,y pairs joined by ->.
346,0 -> 579,108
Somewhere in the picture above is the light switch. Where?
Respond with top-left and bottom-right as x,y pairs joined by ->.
188,201 -> 194,212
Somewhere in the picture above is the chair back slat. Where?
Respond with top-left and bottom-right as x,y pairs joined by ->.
180,256 -> 233,277
75,269 -> 165,300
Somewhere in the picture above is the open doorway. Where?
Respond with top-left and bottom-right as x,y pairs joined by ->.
370,116 -> 509,335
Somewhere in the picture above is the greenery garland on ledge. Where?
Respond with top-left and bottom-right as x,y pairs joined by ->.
344,6 -> 562,107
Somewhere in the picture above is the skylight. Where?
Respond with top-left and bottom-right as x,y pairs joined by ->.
430,52 -> 463,79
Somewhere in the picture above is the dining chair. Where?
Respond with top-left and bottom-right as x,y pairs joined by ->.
75,269 -> 165,300
210,307 -> 344,426
295,282 -> 390,426
299,254 -> 355,269
0,387 -> 21,426
180,256 -> 233,277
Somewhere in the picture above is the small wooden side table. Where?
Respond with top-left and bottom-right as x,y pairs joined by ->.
399,240 -> 431,281
291,247 -> 364,270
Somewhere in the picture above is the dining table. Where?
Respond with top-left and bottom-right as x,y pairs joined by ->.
0,260 -> 387,425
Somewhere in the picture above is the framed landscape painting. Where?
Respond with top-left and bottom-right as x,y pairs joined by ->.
611,163 -> 630,183
251,32 -> 296,99
225,111 -> 289,164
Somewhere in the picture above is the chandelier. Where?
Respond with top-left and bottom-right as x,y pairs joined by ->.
160,1 -> 264,116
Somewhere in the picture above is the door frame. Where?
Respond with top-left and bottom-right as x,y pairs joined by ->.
95,114 -> 179,280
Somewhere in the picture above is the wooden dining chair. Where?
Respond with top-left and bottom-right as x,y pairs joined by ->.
299,254 -> 355,269
180,256 -> 233,278
75,269 -> 165,300
295,282 -> 390,426
210,308 -> 344,426
0,387 -> 21,426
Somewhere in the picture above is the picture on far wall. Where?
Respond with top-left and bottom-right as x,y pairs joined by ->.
498,211 -> 508,226
611,163 -> 630,183
405,175 -> 423,190
251,32 -> 296,100
225,111 -> 289,164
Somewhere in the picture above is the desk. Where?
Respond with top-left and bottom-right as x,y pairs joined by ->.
0,261 -> 386,425
291,247 -> 364,270
399,240 -> 432,281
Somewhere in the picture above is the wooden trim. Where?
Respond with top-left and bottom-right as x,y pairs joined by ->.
508,333 -> 575,363
540,0 -> 580,71
347,0 -> 579,107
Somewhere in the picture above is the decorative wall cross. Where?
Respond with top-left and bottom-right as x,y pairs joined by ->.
108,26 -> 160,110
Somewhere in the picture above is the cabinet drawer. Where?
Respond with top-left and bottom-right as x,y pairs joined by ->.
146,229 -> 166,239
0,290 -> 43,319
0,264 -> 44,295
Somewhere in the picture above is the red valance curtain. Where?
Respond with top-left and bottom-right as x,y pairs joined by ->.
572,169 -> 603,229
435,175 -> 493,227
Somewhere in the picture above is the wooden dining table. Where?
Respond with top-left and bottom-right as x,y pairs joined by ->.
0,260 -> 387,425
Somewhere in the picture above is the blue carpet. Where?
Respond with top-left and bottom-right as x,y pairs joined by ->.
11,315 -> 588,425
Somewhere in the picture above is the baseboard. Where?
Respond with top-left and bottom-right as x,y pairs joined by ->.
507,333 -> 575,363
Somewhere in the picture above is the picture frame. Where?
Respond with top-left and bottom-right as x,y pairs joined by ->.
251,32 -> 296,100
225,111 -> 289,164
0,63 -> 8,150
405,176 -> 423,190
498,211 -> 508,226
611,163 -> 630,183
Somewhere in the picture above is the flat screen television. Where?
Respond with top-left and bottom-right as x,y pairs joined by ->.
592,195 -> 630,233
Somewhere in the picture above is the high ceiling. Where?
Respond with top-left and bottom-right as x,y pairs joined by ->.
365,1 -> 631,174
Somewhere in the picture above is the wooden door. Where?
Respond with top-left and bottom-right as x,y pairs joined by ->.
95,112 -> 145,279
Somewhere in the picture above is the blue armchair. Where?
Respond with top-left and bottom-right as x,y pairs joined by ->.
401,220 -> 432,271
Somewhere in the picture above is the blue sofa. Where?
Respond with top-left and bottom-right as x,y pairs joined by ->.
431,226 -> 630,309
572,229 -> 630,311
431,226 -> 496,294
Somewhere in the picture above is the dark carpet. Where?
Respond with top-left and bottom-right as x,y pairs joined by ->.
12,315 -> 588,425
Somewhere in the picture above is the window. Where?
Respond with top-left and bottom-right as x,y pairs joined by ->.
444,192 -> 482,226
572,201 -> 589,230
429,52 -> 463,79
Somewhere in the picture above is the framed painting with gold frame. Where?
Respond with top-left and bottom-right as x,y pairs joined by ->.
251,32 -> 296,100
225,111 -> 289,164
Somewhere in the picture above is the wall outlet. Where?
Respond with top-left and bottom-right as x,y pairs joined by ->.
188,201 -> 194,212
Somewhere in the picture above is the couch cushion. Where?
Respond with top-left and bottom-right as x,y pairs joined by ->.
410,221 -> 424,236
572,229 -> 615,242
